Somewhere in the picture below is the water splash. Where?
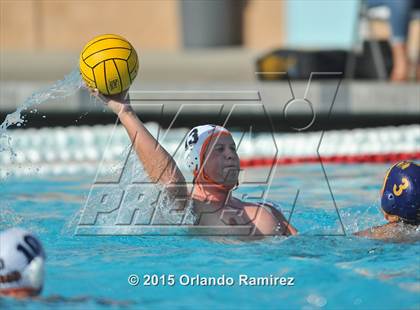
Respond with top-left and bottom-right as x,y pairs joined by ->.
0,69 -> 83,154
0,206 -> 24,229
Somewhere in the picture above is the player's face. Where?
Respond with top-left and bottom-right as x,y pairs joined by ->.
202,134 -> 240,187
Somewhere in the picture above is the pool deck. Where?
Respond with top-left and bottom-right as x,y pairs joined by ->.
1,50 -> 419,129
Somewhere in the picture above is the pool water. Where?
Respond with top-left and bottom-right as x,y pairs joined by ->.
1,164 -> 419,309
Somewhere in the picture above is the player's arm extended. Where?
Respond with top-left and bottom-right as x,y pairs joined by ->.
353,223 -> 410,241
91,89 -> 188,199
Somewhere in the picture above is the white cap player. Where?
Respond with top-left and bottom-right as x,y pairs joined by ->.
0,228 -> 45,298
184,124 -> 231,176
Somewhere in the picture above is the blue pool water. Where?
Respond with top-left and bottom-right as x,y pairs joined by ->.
1,164 -> 419,309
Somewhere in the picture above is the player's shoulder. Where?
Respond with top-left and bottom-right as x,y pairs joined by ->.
239,200 -> 280,218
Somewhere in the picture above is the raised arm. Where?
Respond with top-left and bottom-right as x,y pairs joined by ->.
91,89 -> 188,200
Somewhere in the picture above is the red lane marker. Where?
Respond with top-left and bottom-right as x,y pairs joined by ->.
239,152 -> 420,167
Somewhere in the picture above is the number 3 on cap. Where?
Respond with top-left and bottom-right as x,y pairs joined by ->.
393,177 -> 409,197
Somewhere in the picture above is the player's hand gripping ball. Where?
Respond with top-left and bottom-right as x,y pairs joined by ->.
80,34 -> 139,95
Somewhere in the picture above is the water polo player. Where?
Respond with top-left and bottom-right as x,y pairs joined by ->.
0,228 -> 45,298
355,161 -> 419,240
90,89 -> 297,237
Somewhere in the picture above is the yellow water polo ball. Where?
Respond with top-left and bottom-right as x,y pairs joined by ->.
79,34 -> 139,95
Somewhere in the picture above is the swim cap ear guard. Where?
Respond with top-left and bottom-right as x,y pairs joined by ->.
0,228 -> 46,296
184,124 -> 230,176
381,161 -> 420,225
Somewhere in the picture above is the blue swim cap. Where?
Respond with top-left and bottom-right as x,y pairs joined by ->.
381,161 -> 420,225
